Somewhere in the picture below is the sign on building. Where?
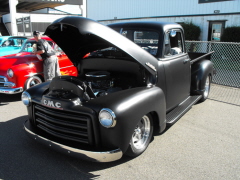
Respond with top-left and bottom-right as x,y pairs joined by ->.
16,16 -> 32,36
20,0 -> 82,5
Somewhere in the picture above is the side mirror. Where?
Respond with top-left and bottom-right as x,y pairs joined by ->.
170,30 -> 177,37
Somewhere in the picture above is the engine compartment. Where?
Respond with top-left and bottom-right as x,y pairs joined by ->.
46,60 -> 147,102
85,71 -> 121,97
45,47 -> 150,102
45,67 -> 147,102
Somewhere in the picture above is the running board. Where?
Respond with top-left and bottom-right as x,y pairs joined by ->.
166,95 -> 202,124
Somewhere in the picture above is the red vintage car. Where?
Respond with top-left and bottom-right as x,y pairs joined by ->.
0,37 -> 78,94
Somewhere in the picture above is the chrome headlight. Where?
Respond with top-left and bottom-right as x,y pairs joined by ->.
99,108 -> 116,128
7,69 -> 14,78
21,91 -> 31,106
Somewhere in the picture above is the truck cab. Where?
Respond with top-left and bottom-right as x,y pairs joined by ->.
22,16 -> 214,162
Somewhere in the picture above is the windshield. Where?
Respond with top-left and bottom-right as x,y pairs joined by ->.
1,37 -> 27,47
121,30 -> 159,56
86,46 -> 131,60
84,30 -> 159,59
20,40 -> 53,53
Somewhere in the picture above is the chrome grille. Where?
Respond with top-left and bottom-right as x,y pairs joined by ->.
0,76 -> 7,83
0,76 -> 7,87
33,104 -> 94,145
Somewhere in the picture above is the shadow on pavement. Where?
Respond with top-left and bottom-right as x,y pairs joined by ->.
0,93 -> 22,105
0,116 -> 133,180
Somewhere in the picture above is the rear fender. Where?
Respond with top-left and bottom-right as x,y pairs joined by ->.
191,59 -> 213,95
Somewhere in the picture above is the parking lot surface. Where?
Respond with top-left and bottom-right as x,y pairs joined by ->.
0,92 -> 240,180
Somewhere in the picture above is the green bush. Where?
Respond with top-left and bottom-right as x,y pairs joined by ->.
181,22 -> 201,41
221,26 -> 240,42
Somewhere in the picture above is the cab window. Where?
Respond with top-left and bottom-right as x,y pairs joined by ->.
121,30 -> 159,56
164,30 -> 184,57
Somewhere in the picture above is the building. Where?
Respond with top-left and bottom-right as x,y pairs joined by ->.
86,0 -> 240,41
0,0 -> 86,36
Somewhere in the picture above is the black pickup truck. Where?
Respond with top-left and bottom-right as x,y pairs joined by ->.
22,16 -> 214,162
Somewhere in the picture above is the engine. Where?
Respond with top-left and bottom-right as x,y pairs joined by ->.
45,70 -> 132,104
85,71 -> 122,97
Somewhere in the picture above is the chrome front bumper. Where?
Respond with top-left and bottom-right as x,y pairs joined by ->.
24,120 -> 123,162
0,87 -> 23,94
0,75 -> 23,94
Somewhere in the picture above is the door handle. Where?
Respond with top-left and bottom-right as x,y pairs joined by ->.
183,59 -> 190,64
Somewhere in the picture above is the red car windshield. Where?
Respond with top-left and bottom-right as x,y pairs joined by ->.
20,40 -> 53,53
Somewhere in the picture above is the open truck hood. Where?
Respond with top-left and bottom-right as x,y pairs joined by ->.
44,16 -> 158,76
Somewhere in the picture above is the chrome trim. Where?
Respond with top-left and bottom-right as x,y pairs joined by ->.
7,69 -> 14,78
3,81 -> 15,87
0,75 -> 23,94
0,87 -> 23,94
22,91 -> 31,106
24,120 -> 123,162
99,108 -> 117,128
59,65 -> 74,69
0,75 -> 8,82
145,62 -> 157,72
24,73 -> 39,77
86,74 -> 107,78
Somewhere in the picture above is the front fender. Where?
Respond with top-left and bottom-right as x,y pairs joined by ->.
85,86 -> 166,153
191,59 -> 213,95
9,62 -> 43,89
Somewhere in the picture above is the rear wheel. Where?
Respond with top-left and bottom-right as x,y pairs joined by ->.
199,74 -> 211,102
25,76 -> 42,90
125,114 -> 153,157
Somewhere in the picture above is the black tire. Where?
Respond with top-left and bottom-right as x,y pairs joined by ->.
199,74 -> 211,102
125,114 -> 153,157
25,76 -> 42,90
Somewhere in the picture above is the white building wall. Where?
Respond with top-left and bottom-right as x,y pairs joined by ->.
87,0 -> 240,41
99,14 -> 240,41
87,0 -> 240,20
2,13 -> 74,36
2,13 -> 71,24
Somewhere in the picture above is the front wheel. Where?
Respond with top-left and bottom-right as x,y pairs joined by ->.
125,114 -> 153,157
199,74 -> 211,102
24,76 -> 42,90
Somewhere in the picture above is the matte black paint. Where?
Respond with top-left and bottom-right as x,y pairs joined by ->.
24,16 -> 214,161
191,59 -> 214,94
84,86 -> 166,152
44,16 -> 158,78
160,53 -> 191,111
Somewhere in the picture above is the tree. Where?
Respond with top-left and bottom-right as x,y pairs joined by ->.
181,22 -> 201,41
221,26 -> 240,42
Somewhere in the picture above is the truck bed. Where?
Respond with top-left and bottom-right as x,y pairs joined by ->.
188,51 -> 214,64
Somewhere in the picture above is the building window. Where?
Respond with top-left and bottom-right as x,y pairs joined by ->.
208,21 -> 226,41
199,0 -> 233,3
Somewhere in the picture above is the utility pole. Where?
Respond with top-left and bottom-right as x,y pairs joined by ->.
9,0 -> 18,36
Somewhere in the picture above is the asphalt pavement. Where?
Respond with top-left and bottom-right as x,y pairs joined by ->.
0,92 -> 240,180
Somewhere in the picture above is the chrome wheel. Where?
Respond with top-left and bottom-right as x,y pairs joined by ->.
199,74 -> 211,102
132,115 -> 151,150
126,114 -> 153,157
203,76 -> 210,99
25,76 -> 42,89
